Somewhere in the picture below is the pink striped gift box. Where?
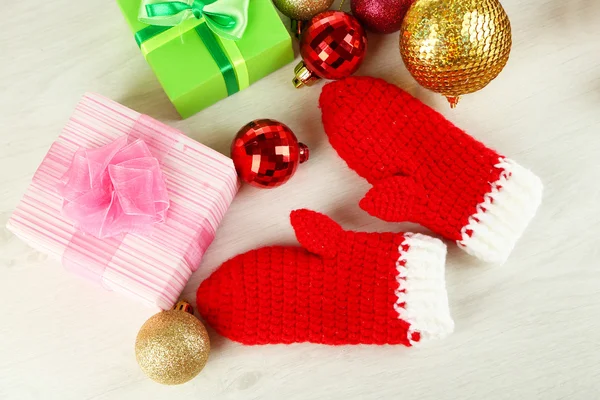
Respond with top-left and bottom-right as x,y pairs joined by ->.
6,93 -> 239,310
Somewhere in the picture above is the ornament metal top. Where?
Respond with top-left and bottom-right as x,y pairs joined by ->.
400,0 -> 512,107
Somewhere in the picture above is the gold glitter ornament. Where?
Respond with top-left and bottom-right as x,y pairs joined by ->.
135,301 -> 210,385
273,0 -> 335,21
400,0 -> 512,107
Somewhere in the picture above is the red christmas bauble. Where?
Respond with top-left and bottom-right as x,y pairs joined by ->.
351,0 -> 414,33
293,11 -> 368,88
231,119 -> 309,189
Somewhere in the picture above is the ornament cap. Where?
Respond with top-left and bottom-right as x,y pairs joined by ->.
293,61 -> 321,88
446,96 -> 460,108
298,143 -> 309,164
291,19 -> 306,39
173,300 -> 193,314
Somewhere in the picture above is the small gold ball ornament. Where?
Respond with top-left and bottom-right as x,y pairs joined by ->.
400,0 -> 512,107
273,0 -> 335,21
135,301 -> 210,385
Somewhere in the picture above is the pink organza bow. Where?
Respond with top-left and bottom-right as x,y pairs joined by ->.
58,136 -> 170,238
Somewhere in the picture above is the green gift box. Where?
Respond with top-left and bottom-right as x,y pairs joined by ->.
117,0 -> 294,118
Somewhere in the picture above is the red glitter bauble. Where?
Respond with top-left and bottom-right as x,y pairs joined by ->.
231,119 -> 309,189
293,11 -> 367,88
351,0 -> 414,33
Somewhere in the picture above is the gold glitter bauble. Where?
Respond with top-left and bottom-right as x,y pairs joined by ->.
135,302 -> 210,385
400,0 -> 512,107
273,0 -> 335,21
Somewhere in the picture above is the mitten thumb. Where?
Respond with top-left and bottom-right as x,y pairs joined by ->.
290,209 -> 343,258
360,176 -> 425,223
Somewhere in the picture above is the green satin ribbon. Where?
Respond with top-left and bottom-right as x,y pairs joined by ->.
194,23 -> 238,96
139,0 -> 248,40
136,0 -> 250,96
134,25 -> 171,46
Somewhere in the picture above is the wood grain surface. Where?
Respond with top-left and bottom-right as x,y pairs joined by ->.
1,0 -> 599,399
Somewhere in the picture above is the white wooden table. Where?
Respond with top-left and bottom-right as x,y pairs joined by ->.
1,0 -> 599,399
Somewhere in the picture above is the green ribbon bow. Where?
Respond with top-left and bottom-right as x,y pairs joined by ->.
136,0 -> 250,98
138,0 -> 249,41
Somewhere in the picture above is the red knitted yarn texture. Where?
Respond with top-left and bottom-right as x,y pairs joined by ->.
197,210 -> 422,346
320,76 -> 503,241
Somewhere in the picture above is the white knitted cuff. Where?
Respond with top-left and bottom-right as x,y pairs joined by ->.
458,158 -> 543,265
395,233 -> 454,345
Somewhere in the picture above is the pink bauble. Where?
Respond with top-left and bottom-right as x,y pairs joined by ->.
351,0 -> 415,34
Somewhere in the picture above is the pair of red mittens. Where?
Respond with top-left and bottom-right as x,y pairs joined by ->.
197,210 -> 453,346
197,77 -> 542,347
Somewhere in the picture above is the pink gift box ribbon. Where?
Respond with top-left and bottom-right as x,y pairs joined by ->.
57,136 -> 170,239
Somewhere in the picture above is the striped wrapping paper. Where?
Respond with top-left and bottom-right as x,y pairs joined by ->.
6,93 -> 239,310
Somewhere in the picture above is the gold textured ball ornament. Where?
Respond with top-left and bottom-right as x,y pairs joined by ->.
273,0 -> 335,21
135,301 -> 210,385
399,0 -> 512,107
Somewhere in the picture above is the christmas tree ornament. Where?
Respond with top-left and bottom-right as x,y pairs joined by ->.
197,209 -> 454,346
273,0 -> 335,37
399,0 -> 512,107
135,301 -> 210,385
273,0 -> 334,20
351,0 -> 414,34
293,11 -> 367,88
231,119 -> 309,188
320,77 -> 543,264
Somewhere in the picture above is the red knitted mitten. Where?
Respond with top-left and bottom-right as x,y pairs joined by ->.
197,210 -> 453,346
320,76 -> 543,264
